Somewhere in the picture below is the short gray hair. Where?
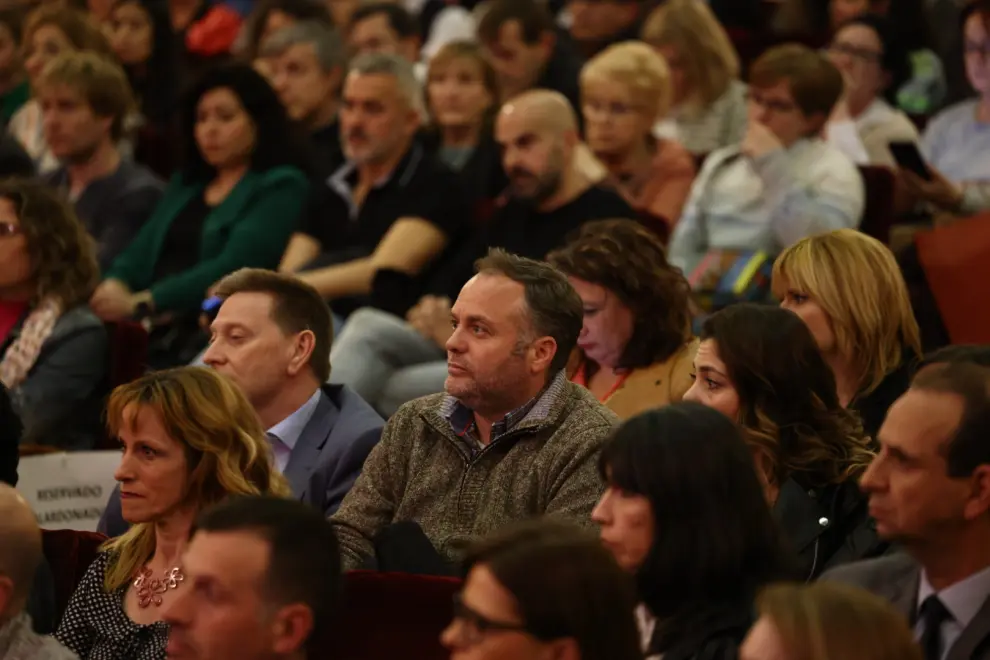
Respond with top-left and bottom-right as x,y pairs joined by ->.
347,52 -> 425,118
261,20 -> 346,73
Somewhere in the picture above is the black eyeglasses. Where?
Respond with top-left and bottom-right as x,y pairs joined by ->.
0,222 -> 21,237
449,593 -> 531,646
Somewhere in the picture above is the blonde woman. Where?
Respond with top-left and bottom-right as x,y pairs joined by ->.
772,229 -> 922,438
741,582 -> 922,660
55,367 -> 291,659
580,42 -> 696,231
640,0 -> 747,156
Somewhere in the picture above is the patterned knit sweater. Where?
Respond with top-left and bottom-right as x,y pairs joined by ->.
330,379 -> 618,569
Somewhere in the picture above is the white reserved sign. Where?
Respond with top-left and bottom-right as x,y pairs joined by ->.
16,451 -> 120,532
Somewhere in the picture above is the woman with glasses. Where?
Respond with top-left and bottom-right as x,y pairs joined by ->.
825,14 -> 920,166
0,178 -> 106,450
580,41 -> 696,232
441,519 -> 641,660
592,403 -> 795,660
902,0 -> 990,218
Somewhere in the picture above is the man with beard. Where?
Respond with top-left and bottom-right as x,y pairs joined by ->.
326,89 -> 634,417
277,52 -> 467,317
40,52 -> 163,272
330,249 -> 617,572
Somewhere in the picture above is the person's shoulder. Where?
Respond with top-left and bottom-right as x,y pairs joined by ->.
116,160 -> 166,194
573,184 -> 636,218
388,392 -> 450,431
323,384 -> 386,432
820,551 -> 917,587
926,99 -> 979,136
256,165 -> 309,189
52,305 -> 105,337
551,381 -> 620,436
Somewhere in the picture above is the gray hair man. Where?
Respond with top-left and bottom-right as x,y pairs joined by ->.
263,21 -> 347,174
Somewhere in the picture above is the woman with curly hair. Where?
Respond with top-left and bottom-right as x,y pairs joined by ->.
55,366 -> 291,659
547,219 -> 697,419
684,303 -> 882,580
0,178 -> 106,449
772,229 -> 922,438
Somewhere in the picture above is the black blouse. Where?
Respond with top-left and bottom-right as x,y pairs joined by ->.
55,552 -> 168,660
152,192 -> 213,283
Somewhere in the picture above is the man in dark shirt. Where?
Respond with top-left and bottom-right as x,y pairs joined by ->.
476,0 -> 584,115
263,20 -> 346,178
327,89 -> 635,415
38,52 -> 163,273
278,52 -> 467,317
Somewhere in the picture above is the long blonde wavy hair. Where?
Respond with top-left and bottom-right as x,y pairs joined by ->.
101,367 -> 291,592
772,229 -> 922,398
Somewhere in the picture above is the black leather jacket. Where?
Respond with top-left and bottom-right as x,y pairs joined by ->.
774,478 -> 888,581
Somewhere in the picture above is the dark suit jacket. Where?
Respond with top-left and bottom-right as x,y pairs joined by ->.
98,384 -> 384,536
824,553 -> 990,660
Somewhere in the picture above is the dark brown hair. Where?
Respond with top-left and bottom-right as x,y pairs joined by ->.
548,219 -> 692,370
701,304 -> 874,489
749,43 -> 844,118
912,362 -> 990,478
474,249 -> 583,376
214,268 -> 332,382
463,519 -> 641,660
0,178 -> 98,308
477,0 -> 554,45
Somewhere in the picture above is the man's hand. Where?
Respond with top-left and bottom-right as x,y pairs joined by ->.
406,295 -> 453,348
900,166 -> 964,212
90,279 -> 137,322
741,120 -> 784,160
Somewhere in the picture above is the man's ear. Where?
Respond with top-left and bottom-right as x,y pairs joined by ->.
271,603 -> 315,655
963,464 -> 990,521
529,336 -> 557,375
0,575 -> 14,618
537,29 -> 556,61
287,330 -> 317,377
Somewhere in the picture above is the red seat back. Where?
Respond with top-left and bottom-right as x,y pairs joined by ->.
41,529 -> 107,623
332,571 -> 461,660
106,321 -> 149,388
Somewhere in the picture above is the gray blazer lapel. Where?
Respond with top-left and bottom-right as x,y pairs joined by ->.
282,390 -> 338,500
888,561 -> 921,621
949,595 -> 990,660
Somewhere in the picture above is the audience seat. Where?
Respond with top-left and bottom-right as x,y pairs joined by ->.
332,570 -> 460,659
857,166 -> 896,244
916,211 -> 990,344
41,529 -> 107,623
106,321 -> 149,388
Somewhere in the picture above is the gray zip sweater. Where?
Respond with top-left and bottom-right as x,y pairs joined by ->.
330,379 -> 618,569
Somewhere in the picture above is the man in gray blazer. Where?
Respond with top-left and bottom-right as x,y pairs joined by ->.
99,269 -> 384,536
824,361 -> 990,660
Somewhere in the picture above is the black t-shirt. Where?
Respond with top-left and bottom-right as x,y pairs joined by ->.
153,192 -> 213,282
300,142 -> 468,255
309,117 -> 344,182
423,184 -> 636,301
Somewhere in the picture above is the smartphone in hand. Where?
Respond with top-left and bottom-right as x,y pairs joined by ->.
888,141 -> 933,181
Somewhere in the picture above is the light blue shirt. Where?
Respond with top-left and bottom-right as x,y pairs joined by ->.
915,564 -> 990,659
921,100 -> 990,185
266,389 -> 322,473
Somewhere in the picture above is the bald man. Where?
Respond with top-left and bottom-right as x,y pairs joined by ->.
326,89 -> 634,417
0,485 -> 77,659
